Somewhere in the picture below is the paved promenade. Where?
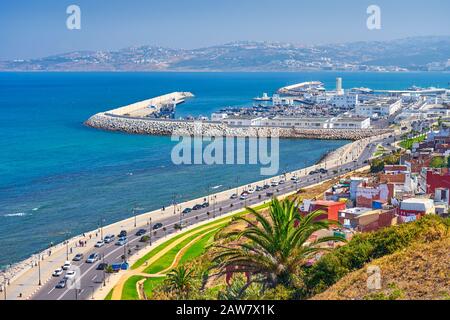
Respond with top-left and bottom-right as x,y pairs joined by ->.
1,132 -> 394,300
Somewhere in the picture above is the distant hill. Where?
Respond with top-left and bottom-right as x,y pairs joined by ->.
1,36 -> 450,72
311,236 -> 450,300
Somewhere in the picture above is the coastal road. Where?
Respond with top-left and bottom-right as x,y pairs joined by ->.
31,135 -> 395,300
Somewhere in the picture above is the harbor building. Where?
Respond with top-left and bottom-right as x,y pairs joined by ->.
355,98 -> 402,118
330,93 -> 359,109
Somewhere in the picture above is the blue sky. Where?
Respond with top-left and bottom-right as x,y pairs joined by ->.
1,0 -> 449,60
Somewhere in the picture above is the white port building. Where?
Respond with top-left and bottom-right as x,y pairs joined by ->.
355,98 -> 402,118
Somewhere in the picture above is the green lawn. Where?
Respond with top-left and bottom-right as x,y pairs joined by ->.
399,134 -> 426,150
143,277 -> 166,299
121,275 -> 145,300
104,289 -> 113,300
178,229 -> 217,265
430,156 -> 448,168
143,225 -> 223,274
132,202 -> 271,269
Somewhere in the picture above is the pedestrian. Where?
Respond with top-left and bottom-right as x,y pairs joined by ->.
89,234 -> 92,240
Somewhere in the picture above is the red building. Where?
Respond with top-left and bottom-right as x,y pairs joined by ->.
308,200 -> 347,222
426,169 -> 450,204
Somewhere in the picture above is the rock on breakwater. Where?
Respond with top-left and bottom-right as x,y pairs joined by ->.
85,113 -> 393,141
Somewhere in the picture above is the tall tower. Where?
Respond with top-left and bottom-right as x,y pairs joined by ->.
336,77 -> 344,95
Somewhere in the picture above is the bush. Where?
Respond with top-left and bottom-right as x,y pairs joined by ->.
302,215 -> 448,298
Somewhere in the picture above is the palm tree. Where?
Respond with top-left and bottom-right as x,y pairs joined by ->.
213,197 -> 345,289
164,266 -> 195,299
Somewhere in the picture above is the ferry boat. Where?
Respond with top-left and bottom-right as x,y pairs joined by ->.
253,93 -> 272,101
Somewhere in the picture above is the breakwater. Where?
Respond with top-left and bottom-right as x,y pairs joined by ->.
85,113 -> 392,141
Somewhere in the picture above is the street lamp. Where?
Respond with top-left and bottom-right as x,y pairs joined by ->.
65,231 -> 71,261
149,217 -> 152,246
38,256 -> 42,286
99,218 -> 105,240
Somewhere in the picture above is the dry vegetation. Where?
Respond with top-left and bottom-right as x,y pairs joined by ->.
312,237 -> 450,300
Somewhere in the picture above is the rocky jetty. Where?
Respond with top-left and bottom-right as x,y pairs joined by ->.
85,113 -> 393,141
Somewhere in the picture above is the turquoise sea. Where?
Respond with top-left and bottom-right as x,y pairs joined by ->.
0,72 -> 449,268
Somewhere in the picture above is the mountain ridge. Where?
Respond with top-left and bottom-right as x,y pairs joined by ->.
2,36 -> 450,72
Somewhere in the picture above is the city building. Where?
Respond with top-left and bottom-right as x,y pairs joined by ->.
330,93 -> 359,109
355,98 -> 402,118
399,198 -> 435,218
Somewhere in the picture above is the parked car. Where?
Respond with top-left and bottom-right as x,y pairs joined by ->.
95,240 -> 105,248
135,229 -> 146,236
279,180 -> 285,185
239,194 -> 248,200
201,202 -> 209,208
230,194 -> 238,199
319,168 -> 328,174
118,230 -> 127,238
192,204 -> 203,210
255,186 -> 263,192
174,222 -> 187,230
271,180 -> 279,187
96,263 -> 108,271
182,208 -> 192,214
263,184 -> 271,189
56,279 -> 67,289
266,192 -> 274,197
72,253 -> 83,262
104,235 -> 115,243
52,268 -> 63,277
153,223 -> 163,230
86,253 -> 99,263
62,261 -> 71,270
116,238 -> 127,246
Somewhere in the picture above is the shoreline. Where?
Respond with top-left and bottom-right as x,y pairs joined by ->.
1,131 -> 387,290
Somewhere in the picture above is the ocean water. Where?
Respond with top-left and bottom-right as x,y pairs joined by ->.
0,72 -> 448,268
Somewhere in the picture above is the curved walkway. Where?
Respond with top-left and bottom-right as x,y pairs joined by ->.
111,221 -> 224,300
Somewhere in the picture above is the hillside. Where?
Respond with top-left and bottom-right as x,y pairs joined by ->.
311,237 -> 450,300
2,36 -> 450,72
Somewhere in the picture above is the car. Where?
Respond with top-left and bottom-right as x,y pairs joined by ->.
52,268 -> 63,277
95,240 -> 105,248
266,192 -> 274,197
116,239 -> 127,246
271,180 -> 279,187
201,202 -> 209,208
64,270 -> 76,280
279,180 -> 285,185
230,194 -> 238,199
192,204 -> 203,210
56,279 -> 67,289
255,186 -> 263,192
86,253 -> 100,263
96,263 -> 108,271
263,184 -> 271,189
104,235 -> 115,243
72,253 -> 83,261
62,261 -> 71,270
239,194 -> 248,200
174,222 -> 188,230
135,229 -> 146,236
118,230 -> 127,238
153,223 -> 163,230
309,170 -> 318,175
182,208 -> 192,214
247,188 -> 255,194
319,168 -> 328,174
